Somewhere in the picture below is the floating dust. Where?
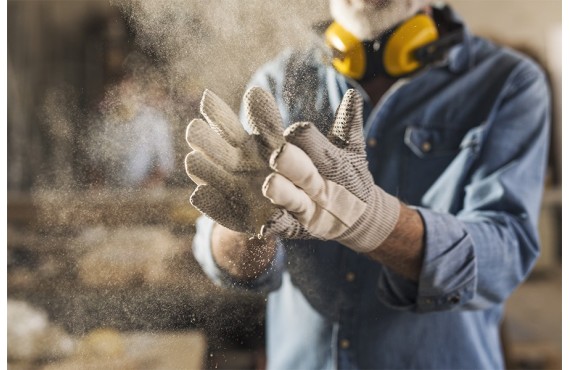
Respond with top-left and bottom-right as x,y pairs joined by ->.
7,300 -> 76,362
75,226 -> 185,288
113,0 -> 329,109
10,1 -> 331,366
32,0 -> 331,190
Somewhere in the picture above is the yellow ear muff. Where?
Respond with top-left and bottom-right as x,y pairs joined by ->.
325,22 -> 366,80
383,14 -> 439,77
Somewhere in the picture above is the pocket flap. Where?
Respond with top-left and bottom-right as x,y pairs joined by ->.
404,124 -> 484,158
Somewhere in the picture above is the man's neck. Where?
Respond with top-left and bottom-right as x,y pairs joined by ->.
360,75 -> 398,106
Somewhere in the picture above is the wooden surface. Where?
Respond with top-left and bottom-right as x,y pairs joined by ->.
36,331 -> 207,370
504,269 -> 562,369
7,189 -> 266,364
7,188 -> 201,228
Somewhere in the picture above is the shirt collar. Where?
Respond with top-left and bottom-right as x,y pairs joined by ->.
436,4 -> 473,74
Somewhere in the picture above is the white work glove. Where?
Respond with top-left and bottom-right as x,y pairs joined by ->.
262,89 -> 401,253
185,87 -> 285,235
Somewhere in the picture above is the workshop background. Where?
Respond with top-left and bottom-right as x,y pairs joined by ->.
7,0 -> 562,369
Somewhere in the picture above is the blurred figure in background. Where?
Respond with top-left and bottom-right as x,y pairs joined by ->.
87,68 -> 175,189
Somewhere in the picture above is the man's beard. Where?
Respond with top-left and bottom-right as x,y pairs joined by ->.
329,0 -> 426,40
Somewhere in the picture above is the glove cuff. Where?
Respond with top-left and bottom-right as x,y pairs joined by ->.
337,186 -> 401,253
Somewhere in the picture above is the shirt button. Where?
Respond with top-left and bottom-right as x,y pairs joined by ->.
340,339 -> 350,349
421,141 -> 432,153
367,138 -> 377,148
345,272 -> 356,282
449,295 -> 461,304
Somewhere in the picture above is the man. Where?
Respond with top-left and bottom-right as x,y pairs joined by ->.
88,74 -> 175,188
187,1 -> 550,368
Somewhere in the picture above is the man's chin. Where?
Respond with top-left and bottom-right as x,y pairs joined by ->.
330,0 -> 425,40
359,0 -> 393,9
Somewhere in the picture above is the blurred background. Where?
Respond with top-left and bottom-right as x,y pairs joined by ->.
6,0 -> 561,369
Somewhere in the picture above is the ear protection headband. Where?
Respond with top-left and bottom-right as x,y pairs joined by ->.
325,9 -> 464,81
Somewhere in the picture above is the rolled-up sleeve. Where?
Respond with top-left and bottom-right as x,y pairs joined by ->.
377,210 -> 477,312
192,216 -> 286,293
377,58 -> 551,312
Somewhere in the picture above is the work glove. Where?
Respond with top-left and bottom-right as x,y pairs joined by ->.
262,89 -> 401,253
185,87 -> 285,236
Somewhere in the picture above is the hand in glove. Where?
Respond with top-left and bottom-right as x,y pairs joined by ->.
262,89 -> 401,253
185,87 -> 285,236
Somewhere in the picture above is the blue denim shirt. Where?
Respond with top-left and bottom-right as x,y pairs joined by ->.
192,7 -> 550,369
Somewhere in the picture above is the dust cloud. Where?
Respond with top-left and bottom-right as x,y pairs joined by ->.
113,0 -> 328,108
9,1 -> 330,367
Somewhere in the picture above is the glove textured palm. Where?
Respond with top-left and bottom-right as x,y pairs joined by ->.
262,89 -> 401,253
185,87 -> 285,235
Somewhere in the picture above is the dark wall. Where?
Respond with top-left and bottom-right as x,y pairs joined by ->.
8,0 -> 133,191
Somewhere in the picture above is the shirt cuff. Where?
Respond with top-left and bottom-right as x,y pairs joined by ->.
377,208 -> 477,312
191,216 -> 285,293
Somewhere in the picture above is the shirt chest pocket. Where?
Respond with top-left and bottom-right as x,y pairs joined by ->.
404,126 -> 471,158
401,126 -> 476,204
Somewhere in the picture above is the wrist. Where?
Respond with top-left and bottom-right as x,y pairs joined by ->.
337,186 -> 401,253
211,223 -> 277,280
366,204 -> 425,281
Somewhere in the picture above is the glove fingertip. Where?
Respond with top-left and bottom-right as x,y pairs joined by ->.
184,151 -> 195,175
332,89 -> 365,152
244,86 -> 285,148
262,172 -> 296,207
338,89 -> 363,118
283,122 -> 334,165
199,89 -> 216,117
186,118 -> 207,147
189,184 -> 207,206
184,151 -> 205,182
244,86 -> 278,111
283,121 -> 312,140
190,185 -> 257,235
261,173 -> 275,198
268,144 -> 286,171
200,89 -> 248,146
244,86 -> 267,99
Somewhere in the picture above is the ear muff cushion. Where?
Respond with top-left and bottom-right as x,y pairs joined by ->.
325,22 -> 366,80
383,14 -> 439,77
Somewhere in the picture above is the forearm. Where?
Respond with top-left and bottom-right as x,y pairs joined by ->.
366,203 -> 425,282
211,223 -> 278,281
